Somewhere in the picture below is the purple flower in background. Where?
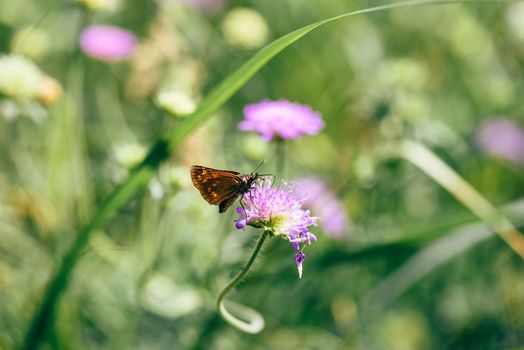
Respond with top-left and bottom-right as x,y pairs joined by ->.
476,118 -> 524,166
79,25 -> 137,62
239,99 -> 324,141
182,0 -> 226,14
235,179 -> 318,278
294,177 -> 349,237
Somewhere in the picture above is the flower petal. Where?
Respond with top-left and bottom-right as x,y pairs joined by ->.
238,100 -> 324,141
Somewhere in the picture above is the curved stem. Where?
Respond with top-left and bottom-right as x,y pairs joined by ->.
216,230 -> 268,333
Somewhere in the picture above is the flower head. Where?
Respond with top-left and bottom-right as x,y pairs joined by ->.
476,118 -> 524,166
0,55 -> 43,99
36,76 -> 62,106
79,25 -> 137,62
238,99 -> 324,141
155,87 -> 196,117
235,179 -> 318,278
222,8 -> 269,49
294,177 -> 349,237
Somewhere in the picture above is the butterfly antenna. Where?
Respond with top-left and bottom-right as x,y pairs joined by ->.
252,160 -> 265,172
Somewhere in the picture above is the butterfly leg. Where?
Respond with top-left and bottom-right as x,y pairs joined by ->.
247,188 -> 262,212
239,195 -> 249,228
267,174 -> 275,187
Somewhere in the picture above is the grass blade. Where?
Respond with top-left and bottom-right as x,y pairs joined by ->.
401,140 -> 524,258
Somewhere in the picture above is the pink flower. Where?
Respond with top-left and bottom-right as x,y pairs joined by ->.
79,25 -> 137,62
183,0 -> 226,14
234,179 -> 318,278
476,118 -> 524,166
239,99 -> 324,141
294,177 -> 348,237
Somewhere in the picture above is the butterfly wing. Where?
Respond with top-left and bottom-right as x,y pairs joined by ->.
190,165 -> 241,208
218,195 -> 239,213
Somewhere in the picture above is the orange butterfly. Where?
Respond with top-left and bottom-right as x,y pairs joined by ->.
190,165 -> 259,213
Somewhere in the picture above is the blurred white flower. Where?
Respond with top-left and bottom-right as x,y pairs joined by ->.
148,178 -> 165,201
0,55 -> 43,99
155,88 -> 196,117
78,0 -> 122,11
506,2 -> 524,42
0,100 -> 20,121
113,142 -> 147,168
222,8 -> 269,49
0,100 -> 48,122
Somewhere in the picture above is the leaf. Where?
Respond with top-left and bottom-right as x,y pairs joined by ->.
401,140 -> 524,258
358,199 -> 524,324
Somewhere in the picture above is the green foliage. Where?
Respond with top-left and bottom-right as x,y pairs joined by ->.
0,0 -> 523,349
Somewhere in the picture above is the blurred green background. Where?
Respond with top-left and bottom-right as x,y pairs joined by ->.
1,0 -> 524,349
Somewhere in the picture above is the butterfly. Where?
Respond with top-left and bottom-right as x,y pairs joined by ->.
190,165 -> 260,213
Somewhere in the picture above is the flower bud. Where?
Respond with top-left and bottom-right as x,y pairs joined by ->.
36,75 -> 62,106
155,88 -> 196,117
0,55 -> 42,99
113,142 -> 147,168
222,8 -> 269,50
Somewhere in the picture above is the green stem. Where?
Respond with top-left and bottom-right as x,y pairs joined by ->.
21,142 -> 167,349
216,230 -> 268,333
275,139 -> 285,178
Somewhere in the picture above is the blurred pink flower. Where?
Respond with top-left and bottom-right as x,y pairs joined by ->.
183,0 -> 226,14
476,118 -> 524,166
239,99 -> 324,141
79,25 -> 136,62
294,177 -> 348,238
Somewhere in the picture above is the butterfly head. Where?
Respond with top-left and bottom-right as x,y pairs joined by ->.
238,172 -> 259,193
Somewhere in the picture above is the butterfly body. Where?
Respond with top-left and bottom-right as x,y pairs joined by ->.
190,165 -> 258,213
